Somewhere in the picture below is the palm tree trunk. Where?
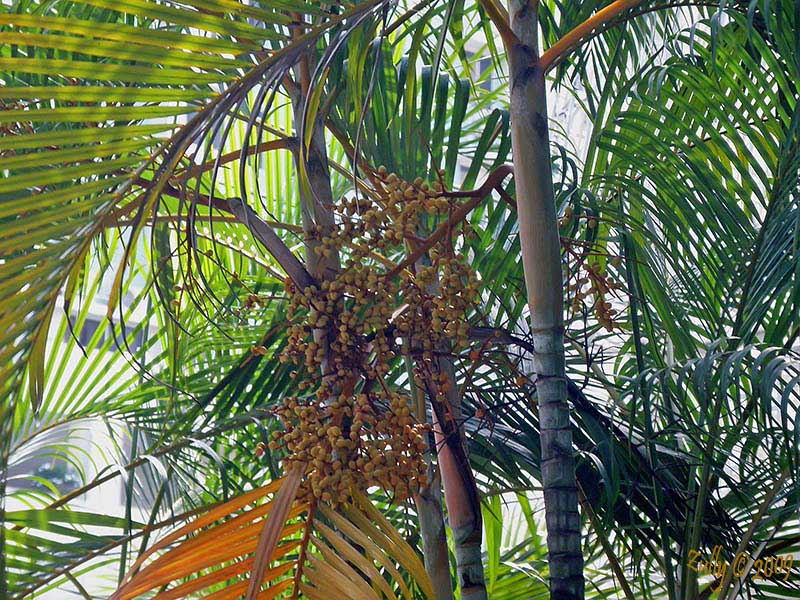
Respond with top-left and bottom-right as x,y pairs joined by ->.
290,87 -> 340,384
431,416 -> 486,600
290,71 -> 467,600
409,357 -> 456,600
416,257 -> 487,600
413,465 -> 455,600
429,356 -> 487,600
507,2 -> 584,598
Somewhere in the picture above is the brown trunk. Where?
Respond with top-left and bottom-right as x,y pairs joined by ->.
415,254 -> 487,600
430,398 -> 486,600
507,1 -> 584,598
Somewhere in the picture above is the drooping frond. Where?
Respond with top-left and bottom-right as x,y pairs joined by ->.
113,476 -> 434,600
0,0 -> 391,412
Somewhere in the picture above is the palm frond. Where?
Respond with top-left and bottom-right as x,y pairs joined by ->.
113,477 -> 434,600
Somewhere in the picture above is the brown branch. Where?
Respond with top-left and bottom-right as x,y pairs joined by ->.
226,197 -> 315,290
246,465 -> 304,600
290,500 -> 317,600
539,0 -> 646,73
476,0 -> 517,49
114,214 -> 304,234
102,165 -> 314,290
385,164 -> 514,278
102,138 -> 296,227
184,138 -> 295,179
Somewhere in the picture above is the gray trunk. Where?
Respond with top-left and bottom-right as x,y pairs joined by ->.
414,465 -> 456,600
507,2 -> 585,598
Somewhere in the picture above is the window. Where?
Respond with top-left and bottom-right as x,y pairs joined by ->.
477,57 -> 495,92
78,316 -> 105,346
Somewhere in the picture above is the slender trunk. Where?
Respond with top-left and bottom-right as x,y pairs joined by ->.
290,44 -> 339,286
292,60 -> 465,599
291,97 -> 340,385
409,358 -> 455,600
507,2 -> 584,598
430,396 -> 486,600
413,465 -> 455,600
293,105 -> 339,283
416,257 -> 487,600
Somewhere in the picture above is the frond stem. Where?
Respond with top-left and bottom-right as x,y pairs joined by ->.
291,500 -> 317,600
384,165 -> 513,278
539,0 -> 645,73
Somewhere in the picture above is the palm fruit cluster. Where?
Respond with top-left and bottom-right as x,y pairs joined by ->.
560,208 -> 624,331
269,167 -> 479,504
566,258 -> 624,331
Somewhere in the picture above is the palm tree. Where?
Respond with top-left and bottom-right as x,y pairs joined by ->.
2,1 -> 800,599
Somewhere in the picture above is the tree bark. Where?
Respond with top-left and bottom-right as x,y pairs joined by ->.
415,256 -> 487,600
291,94 -> 340,381
507,2 -> 585,598
413,465 -> 455,600
430,356 -> 487,600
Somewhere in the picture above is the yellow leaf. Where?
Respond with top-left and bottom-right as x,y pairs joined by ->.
314,521 -> 399,600
349,495 -> 433,598
121,478 -> 287,585
246,464 -> 304,600
318,504 -> 413,600
310,535 -> 382,600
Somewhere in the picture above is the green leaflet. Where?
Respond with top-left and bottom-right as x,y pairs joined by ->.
2,32 -> 252,70
0,123 -> 174,150
0,58 -> 234,84
0,14 -> 249,53
0,104 -> 197,123
3,85 -> 213,103
2,137 -> 158,171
